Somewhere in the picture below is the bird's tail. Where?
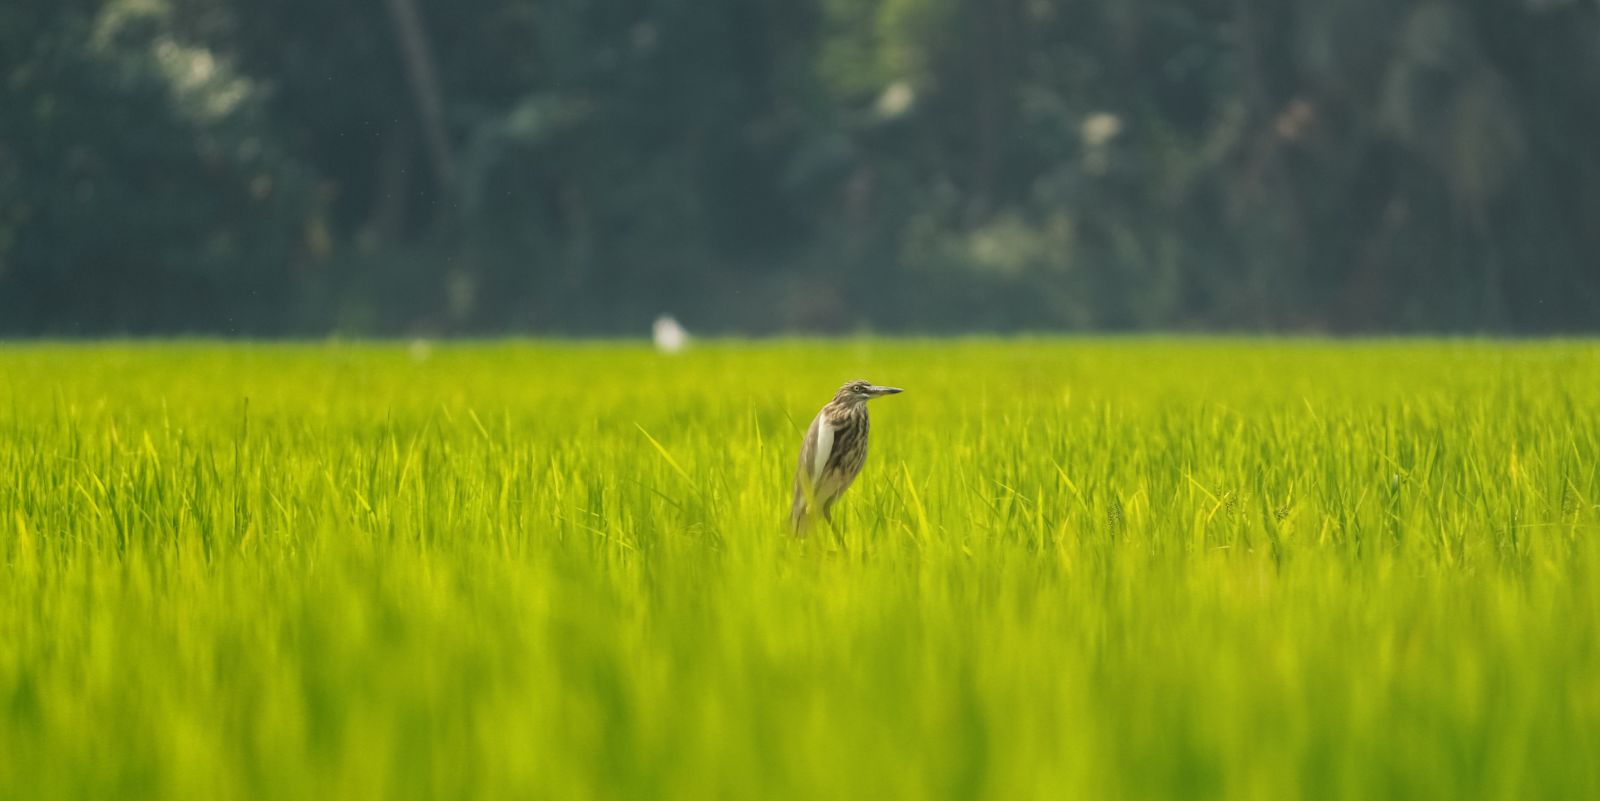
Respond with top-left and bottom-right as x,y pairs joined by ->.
790,499 -> 809,535
791,482 -> 816,536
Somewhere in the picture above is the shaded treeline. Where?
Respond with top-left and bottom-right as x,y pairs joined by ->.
2,0 -> 1597,335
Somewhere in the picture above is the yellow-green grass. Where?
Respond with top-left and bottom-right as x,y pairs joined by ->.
2,339 -> 1598,800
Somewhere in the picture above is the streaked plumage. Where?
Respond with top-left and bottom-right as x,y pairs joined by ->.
791,379 -> 903,533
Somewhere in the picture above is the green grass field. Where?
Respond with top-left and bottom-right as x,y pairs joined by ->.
2,340 -> 1598,800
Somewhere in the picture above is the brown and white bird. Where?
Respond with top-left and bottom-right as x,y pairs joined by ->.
791,379 -> 903,533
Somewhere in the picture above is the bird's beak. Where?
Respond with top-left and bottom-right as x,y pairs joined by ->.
870,386 -> 904,397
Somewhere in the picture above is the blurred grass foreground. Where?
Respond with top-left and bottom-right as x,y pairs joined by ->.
2,339 -> 1599,800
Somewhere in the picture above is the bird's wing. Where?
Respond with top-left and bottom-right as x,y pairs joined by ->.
793,411 -> 830,500
811,412 -> 835,485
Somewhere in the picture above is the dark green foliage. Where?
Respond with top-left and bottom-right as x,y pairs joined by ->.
0,1 -> 319,334
3,0 -> 1597,334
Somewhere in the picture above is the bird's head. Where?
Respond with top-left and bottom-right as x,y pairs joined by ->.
834,379 -> 904,405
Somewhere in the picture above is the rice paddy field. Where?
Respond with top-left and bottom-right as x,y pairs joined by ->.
2,339 -> 1598,800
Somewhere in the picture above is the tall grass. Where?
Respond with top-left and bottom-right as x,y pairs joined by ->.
2,339 -> 1597,800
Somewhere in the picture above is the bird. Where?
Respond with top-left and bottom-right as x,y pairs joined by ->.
791,379 -> 903,534
652,314 -> 690,354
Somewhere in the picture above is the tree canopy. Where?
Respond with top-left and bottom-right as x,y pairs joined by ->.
3,0 -> 1597,335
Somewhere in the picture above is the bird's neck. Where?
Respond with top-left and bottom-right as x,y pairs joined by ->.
824,400 -> 868,423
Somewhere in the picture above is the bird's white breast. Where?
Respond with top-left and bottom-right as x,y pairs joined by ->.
810,412 -> 833,483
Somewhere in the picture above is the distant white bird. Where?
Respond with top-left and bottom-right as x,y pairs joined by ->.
653,314 -> 689,354
408,338 -> 433,363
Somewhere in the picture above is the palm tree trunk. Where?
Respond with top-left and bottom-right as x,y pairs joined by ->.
382,0 -> 455,195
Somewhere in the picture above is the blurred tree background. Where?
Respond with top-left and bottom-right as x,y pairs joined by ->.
2,0 -> 1596,335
